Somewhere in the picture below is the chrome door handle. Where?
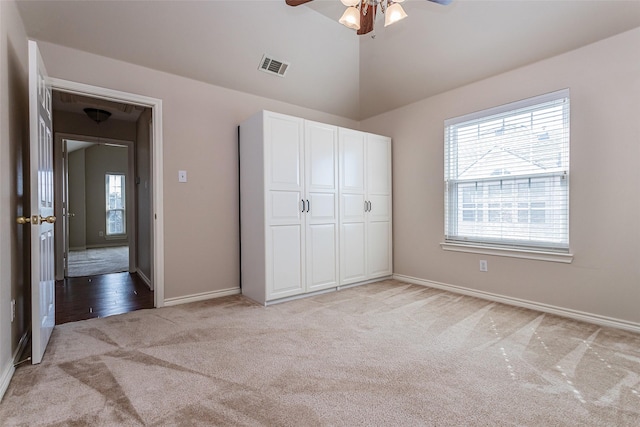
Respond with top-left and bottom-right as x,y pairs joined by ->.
306,199 -> 310,213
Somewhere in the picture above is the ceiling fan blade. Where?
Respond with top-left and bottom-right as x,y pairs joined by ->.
357,4 -> 375,35
285,0 -> 314,6
427,0 -> 453,5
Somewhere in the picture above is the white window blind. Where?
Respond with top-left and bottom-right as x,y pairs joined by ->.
444,89 -> 570,251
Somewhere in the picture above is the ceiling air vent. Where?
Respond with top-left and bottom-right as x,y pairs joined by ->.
259,55 -> 289,77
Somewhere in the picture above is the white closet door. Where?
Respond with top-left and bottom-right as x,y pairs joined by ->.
339,128 -> 367,284
265,112 -> 305,300
305,121 -> 338,292
366,134 -> 392,278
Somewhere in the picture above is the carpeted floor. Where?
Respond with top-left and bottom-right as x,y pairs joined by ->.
1,280 -> 639,426
67,246 -> 129,277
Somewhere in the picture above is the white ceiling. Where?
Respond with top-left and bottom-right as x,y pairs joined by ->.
16,0 -> 640,121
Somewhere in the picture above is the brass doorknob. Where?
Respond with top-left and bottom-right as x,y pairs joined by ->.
40,215 -> 56,224
16,216 -> 31,224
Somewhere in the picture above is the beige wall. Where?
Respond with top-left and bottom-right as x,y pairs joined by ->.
36,40 -> 359,300
0,0 -> 28,391
67,148 -> 86,250
362,27 -> 640,325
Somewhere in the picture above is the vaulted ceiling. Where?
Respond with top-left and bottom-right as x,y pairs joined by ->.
16,0 -> 640,120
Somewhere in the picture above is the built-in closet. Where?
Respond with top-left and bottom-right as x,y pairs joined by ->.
239,110 -> 392,305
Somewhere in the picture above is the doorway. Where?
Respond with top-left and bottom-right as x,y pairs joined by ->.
57,135 -> 135,279
49,80 -> 165,319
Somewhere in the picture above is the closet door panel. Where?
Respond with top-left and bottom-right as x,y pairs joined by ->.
339,129 -> 366,193
307,223 -> 338,291
368,194 -> 391,222
269,191 -> 303,225
267,224 -> 304,298
367,221 -> 391,278
266,113 -> 303,191
366,134 -> 391,196
341,222 -> 366,284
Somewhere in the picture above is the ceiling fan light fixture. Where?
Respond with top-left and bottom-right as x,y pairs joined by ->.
340,0 -> 360,6
384,3 -> 408,27
339,6 -> 361,30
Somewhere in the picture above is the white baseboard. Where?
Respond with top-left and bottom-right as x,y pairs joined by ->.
0,361 -> 15,402
0,330 -> 29,402
393,274 -> 640,334
163,287 -> 241,307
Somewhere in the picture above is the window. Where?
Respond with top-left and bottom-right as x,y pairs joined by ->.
444,89 -> 569,252
106,173 -> 126,236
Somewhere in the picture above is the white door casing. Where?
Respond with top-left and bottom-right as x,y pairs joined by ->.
28,40 -> 55,364
49,78 -> 164,307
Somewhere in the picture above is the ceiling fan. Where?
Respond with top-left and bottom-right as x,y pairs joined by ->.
286,0 -> 452,36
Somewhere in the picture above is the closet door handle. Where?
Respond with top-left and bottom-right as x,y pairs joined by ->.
364,201 -> 368,212
301,199 -> 305,213
306,199 -> 310,213
368,201 -> 372,212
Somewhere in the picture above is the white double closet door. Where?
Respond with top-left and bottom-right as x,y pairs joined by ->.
339,128 -> 392,285
265,114 -> 339,300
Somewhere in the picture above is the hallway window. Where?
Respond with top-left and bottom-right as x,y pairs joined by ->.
106,173 -> 126,236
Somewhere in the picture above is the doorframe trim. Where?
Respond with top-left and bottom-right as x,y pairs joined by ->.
49,78 -> 165,307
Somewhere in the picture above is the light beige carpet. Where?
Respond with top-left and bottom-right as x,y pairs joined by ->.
1,280 -> 639,426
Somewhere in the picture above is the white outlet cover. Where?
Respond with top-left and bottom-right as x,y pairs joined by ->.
178,170 -> 188,183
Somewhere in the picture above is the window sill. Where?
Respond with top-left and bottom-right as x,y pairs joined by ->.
440,242 -> 573,263
105,234 -> 127,241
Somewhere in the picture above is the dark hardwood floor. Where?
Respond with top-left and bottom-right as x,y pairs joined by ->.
56,272 -> 154,324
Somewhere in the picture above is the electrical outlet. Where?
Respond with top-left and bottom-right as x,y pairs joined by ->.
11,299 -> 16,322
479,260 -> 488,272
99,231 -> 104,237
178,170 -> 188,183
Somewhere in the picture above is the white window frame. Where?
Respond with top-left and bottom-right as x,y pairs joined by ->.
442,89 -> 573,263
105,173 -> 126,237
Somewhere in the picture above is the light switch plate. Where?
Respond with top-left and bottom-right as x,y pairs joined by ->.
178,170 -> 187,183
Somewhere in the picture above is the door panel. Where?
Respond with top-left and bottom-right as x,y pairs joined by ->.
341,193 -> 365,222
307,224 -> 337,291
269,191 -> 303,224
368,194 -> 391,222
341,222 -> 366,284
367,221 -> 391,278
339,129 -> 365,193
306,121 -> 337,191
266,113 -> 303,190
29,40 -> 55,364
366,134 -> 391,195
268,225 -> 304,298
308,193 -> 335,221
